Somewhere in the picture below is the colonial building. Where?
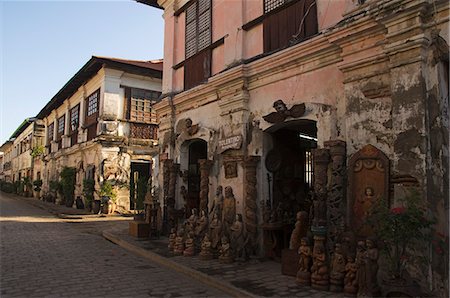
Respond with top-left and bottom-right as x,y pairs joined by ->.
36,56 -> 163,211
0,118 -> 45,187
149,0 -> 448,294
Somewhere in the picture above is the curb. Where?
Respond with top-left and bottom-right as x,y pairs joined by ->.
103,231 -> 255,298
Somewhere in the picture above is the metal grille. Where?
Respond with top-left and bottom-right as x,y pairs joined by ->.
129,88 -> 160,123
185,0 -> 211,59
70,105 -> 79,131
264,0 -> 298,13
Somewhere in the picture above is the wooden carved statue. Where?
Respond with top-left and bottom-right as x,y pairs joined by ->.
311,236 -> 329,291
195,210 -> 208,239
185,208 -> 198,234
344,255 -> 358,295
362,238 -> 380,296
209,186 -> 223,218
296,237 -> 312,286
355,240 -> 367,296
199,234 -> 213,260
219,236 -> 234,263
168,228 -> 176,252
230,214 -> 247,261
173,228 -> 185,255
289,211 -> 309,250
222,186 -> 236,237
262,100 -> 306,123
330,243 -> 346,292
209,212 -> 222,250
183,231 -> 195,257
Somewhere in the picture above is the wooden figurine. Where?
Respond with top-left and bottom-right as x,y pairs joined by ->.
311,237 -> 329,291
289,211 -> 309,250
168,228 -> 176,252
364,238 -> 380,296
209,212 -> 222,251
230,214 -> 247,261
218,236 -> 234,264
344,255 -> 358,295
356,240 -> 367,296
222,186 -> 236,237
330,243 -> 346,292
209,186 -> 223,219
296,237 -> 312,286
183,231 -> 195,257
173,228 -> 185,255
199,234 -> 213,260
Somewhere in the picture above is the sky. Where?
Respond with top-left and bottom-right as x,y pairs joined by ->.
0,0 -> 164,144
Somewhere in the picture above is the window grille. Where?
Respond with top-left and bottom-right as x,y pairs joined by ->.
70,105 -> 79,131
87,92 -> 98,116
264,0 -> 292,13
57,116 -> 65,135
304,150 -> 313,187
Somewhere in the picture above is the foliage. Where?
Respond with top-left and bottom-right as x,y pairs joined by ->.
13,180 -> 24,195
49,180 -> 61,194
135,176 -> 148,210
99,180 -> 117,203
30,145 -> 45,158
0,181 -> 14,193
33,179 -> 43,192
60,167 -> 76,205
369,191 -> 435,280
22,177 -> 32,194
83,178 -> 95,207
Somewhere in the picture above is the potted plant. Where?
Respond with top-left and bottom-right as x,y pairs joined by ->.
22,177 -> 32,197
82,178 -> 95,212
48,180 -> 60,203
99,180 -> 117,214
33,179 -> 43,199
369,191 -> 435,296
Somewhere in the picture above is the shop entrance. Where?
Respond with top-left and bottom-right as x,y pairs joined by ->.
130,161 -> 151,210
186,139 -> 207,216
264,120 -> 317,257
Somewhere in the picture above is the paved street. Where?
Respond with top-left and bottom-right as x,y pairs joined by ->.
0,192 -> 228,297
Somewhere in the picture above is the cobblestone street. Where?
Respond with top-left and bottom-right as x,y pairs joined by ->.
0,192 -> 228,298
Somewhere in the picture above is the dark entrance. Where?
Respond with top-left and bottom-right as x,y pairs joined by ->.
130,161 -> 151,210
267,120 -> 317,217
264,120 -> 317,258
186,139 -> 207,216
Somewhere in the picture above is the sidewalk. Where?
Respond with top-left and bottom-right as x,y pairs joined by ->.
103,229 -> 343,297
12,194 -> 341,297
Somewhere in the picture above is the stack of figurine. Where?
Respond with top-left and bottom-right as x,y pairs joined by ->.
294,230 -> 380,296
167,186 -> 249,263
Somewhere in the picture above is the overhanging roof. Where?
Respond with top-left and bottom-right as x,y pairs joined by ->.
10,118 -> 36,140
36,56 -> 163,119
135,0 -> 163,9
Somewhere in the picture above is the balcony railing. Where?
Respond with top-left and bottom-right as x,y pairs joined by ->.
130,123 -> 158,140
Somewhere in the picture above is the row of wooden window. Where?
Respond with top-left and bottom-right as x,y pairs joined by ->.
181,0 -> 317,90
46,87 -> 160,148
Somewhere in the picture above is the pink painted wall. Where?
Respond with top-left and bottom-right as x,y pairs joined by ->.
163,0 -> 354,93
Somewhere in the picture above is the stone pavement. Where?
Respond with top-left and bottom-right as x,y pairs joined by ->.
0,192 -> 228,297
4,193 -> 344,297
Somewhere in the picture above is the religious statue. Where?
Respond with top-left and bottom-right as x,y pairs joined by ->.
363,238 -> 380,296
356,240 -> 367,296
222,186 -> 236,237
168,228 -> 176,252
185,118 -> 199,136
344,255 -> 358,295
173,228 -> 185,255
289,211 -> 309,250
296,237 -> 312,286
330,243 -> 346,292
185,208 -> 198,234
311,240 -> 329,291
199,234 -> 213,260
353,186 -> 378,237
209,212 -> 222,250
209,186 -> 223,218
230,214 -> 247,261
218,236 -> 234,263
183,231 -> 195,257
311,185 -> 327,227
195,209 -> 208,239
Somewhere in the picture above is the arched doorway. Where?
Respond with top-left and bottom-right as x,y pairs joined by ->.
186,139 -> 207,215
265,119 -> 317,221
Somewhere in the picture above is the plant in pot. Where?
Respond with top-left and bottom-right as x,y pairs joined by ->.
99,180 -> 117,214
48,180 -> 60,203
22,177 -> 32,197
82,178 -> 95,212
33,179 -> 43,199
60,167 -> 76,208
369,191 -> 435,296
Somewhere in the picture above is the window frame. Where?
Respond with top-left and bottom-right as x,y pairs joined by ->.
124,87 -> 160,124
185,0 -> 212,60
85,89 -> 100,127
